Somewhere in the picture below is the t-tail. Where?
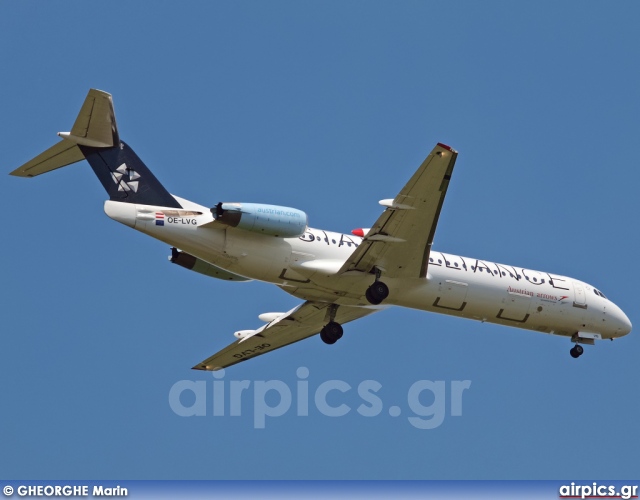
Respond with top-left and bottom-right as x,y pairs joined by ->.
10,89 -> 182,209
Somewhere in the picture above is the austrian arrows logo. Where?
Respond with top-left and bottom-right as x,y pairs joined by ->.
155,212 -> 165,226
110,163 -> 140,192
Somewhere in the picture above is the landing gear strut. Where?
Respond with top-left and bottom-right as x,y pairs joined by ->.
320,304 -> 344,345
570,344 -> 584,359
365,268 -> 390,305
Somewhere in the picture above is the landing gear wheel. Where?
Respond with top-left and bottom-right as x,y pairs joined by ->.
570,344 -> 584,358
365,281 -> 389,305
320,321 -> 343,345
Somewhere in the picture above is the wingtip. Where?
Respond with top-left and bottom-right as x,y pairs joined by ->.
8,169 -> 34,178
192,364 -> 224,371
437,142 -> 457,153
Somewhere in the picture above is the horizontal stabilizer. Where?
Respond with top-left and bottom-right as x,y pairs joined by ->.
10,140 -> 84,177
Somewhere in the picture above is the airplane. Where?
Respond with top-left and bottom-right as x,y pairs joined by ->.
10,89 -> 632,370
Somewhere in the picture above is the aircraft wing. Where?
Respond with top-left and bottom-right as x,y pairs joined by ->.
193,301 -> 378,370
339,143 -> 458,279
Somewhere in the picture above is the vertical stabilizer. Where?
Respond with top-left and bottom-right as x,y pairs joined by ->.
80,142 -> 182,208
10,89 -> 182,209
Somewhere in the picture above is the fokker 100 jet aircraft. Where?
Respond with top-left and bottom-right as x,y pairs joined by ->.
10,89 -> 632,370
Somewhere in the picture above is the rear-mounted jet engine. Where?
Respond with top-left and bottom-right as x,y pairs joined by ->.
213,202 -> 308,238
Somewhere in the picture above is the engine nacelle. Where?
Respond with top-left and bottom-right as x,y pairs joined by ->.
213,202 -> 307,238
169,248 -> 252,282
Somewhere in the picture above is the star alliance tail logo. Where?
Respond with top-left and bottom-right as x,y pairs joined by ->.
110,163 -> 140,192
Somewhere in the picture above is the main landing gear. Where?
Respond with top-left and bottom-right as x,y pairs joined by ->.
365,268 -> 390,305
569,344 -> 584,359
320,321 -> 343,344
320,304 -> 344,345
320,270 -> 390,345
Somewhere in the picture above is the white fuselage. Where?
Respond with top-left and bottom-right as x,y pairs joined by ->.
105,198 -> 632,341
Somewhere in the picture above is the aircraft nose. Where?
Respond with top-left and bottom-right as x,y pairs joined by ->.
610,302 -> 632,337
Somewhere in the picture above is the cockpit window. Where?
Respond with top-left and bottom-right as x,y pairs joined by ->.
593,289 -> 607,299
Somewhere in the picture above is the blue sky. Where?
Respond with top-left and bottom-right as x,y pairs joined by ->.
1,1 -> 638,480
